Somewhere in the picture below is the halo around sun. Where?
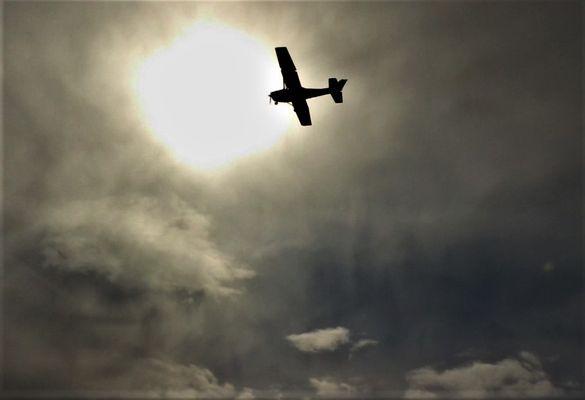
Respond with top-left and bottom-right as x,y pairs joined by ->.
134,21 -> 292,170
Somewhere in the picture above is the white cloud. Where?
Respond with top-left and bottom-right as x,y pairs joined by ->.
286,327 -> 350,353
404,352 -> 562,398
310,377 -> 356,398
40,196 -> 254,297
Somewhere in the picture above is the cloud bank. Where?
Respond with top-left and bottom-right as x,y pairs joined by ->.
404,352 -> 562,398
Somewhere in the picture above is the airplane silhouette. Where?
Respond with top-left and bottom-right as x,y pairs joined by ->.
269,47 -> 347,126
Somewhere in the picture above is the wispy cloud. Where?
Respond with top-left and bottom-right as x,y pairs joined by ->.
349,339 -> 379,358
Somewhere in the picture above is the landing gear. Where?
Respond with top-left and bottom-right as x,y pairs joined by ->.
275,101 -> 278,105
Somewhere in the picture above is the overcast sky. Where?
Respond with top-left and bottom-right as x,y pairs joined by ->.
3,1 -> 583,398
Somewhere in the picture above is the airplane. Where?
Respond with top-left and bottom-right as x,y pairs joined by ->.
269,47 -> 347,126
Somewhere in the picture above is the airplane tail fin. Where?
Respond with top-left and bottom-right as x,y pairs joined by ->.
329,78 -> 347,103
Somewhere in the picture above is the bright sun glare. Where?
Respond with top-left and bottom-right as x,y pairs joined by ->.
135,21 -> 291,170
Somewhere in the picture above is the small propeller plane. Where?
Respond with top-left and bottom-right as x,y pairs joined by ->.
269,47 -> 347,126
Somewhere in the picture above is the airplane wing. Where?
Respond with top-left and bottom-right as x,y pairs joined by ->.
293,99 -> 312,126
275,47 -> 302,88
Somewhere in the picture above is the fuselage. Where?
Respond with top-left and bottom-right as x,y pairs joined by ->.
269,87 -> 330,104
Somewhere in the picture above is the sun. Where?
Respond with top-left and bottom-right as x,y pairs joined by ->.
134,21 -> 292,170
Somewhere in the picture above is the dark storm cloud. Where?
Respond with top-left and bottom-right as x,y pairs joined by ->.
3,1 -> 582,398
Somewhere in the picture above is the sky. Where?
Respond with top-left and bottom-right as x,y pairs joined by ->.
2,1 -> 583,398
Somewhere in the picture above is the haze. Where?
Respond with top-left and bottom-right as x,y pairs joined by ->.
3,1 -> 582,398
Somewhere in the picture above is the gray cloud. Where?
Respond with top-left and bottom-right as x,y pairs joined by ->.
236,387 -> 256,399
40,195 -> 253,297
103,358 -> 236,398
404,352 -> 562,398
3,1 -> 582,397
286,327 -> 350,353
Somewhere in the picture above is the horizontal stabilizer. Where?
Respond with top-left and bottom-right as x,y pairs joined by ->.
329,78 -> 347,103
